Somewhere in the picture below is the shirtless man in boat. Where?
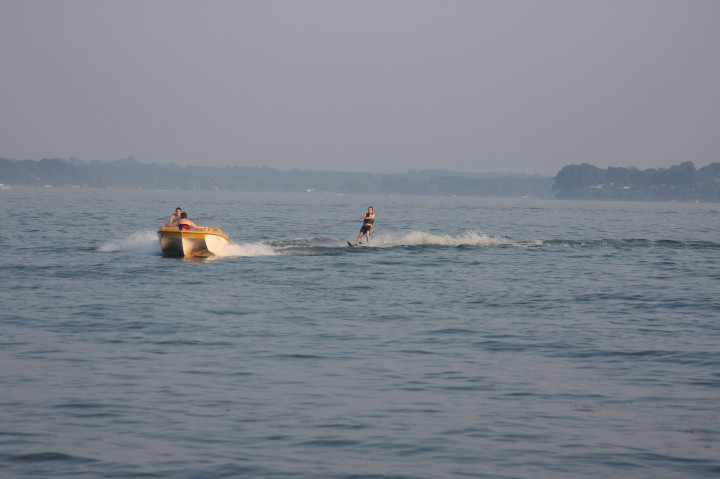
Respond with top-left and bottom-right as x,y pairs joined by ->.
165,207 -> 183,226
177,212 -> 207,230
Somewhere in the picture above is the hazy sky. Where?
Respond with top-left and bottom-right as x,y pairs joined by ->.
1,1 -> 719,175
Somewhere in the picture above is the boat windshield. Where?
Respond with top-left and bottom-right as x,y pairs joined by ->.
198,217 -> 222,230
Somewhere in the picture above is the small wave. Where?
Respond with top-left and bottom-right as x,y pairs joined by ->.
12,451 -> 95,463
542,239 -> 720,249
98,230 -> 160,255
215,242 -> 277,257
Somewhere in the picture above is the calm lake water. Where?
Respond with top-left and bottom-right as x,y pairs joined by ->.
1,188 -> 719,478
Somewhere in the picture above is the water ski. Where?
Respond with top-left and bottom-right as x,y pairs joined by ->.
347,241 -> 354,247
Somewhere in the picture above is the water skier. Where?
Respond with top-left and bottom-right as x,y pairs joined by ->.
355,206 -> 375,245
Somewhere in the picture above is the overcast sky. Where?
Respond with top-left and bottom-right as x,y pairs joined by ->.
1,1 -> 719,175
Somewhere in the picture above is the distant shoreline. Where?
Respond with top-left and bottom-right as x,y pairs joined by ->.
0,157 -> 554,199
2,157 -> 719,202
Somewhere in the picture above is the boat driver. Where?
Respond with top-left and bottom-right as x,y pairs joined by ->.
165,207 -> 182,226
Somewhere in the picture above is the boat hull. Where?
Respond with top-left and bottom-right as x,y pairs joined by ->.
157,227 -> 230,257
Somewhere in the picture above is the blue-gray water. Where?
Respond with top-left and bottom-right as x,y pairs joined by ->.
2,188 -> 719,479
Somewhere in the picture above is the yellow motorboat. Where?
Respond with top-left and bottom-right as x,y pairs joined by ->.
157,218 -> 230,257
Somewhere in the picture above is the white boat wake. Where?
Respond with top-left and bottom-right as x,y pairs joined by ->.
215,242 -> 277,257
98,231 -> 161,255
369,231 -> 516,247
97,229 -> 526,258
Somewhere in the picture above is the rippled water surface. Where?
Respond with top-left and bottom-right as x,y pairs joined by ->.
1,188 -> 719,478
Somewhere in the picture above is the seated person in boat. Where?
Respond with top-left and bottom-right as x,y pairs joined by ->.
165,207 -> 183,226
177,212 -> 207,230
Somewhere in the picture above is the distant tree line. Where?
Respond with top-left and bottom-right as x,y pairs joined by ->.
0,157 -> 553,198
553,161 -> 720,202
5,157 -> 718,201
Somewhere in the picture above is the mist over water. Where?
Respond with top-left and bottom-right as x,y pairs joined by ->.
2,188 -> 719,478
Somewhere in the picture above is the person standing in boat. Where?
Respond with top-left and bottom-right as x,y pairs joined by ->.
355,206 -> 375,245
177,212 -> 206,230
165,207 -> 183,226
